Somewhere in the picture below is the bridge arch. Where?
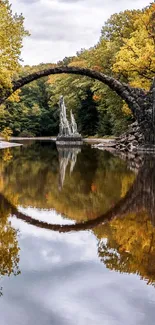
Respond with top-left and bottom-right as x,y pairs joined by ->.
1,66 -> 154,143
5,66 -> 146,121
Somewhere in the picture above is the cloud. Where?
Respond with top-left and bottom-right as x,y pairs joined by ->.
11,0 -> 150,65
18,0 -> 40,4
58,0 -> 82,2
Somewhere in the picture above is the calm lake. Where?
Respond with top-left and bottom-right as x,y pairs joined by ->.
0,141 -> 155,325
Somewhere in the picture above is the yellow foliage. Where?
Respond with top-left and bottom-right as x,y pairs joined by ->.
1,127 -> 13,141
48,74 -> 66,84
122,102 -> 132,116
2,149 -> 13,162
8,90 -> 21,103
0,203 -> 20,280
121,173 -> 135,197
0,0 -> 29,93
68,59 -> 88,68
96,210 -> 155,285
0,105 -> 6,117
113,3 -> 155,89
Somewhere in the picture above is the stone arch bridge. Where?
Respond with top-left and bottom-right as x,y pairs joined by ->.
0,66 -> 155,145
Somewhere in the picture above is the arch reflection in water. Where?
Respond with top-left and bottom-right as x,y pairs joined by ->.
1,143 -> 155,289
1,154 -> 155,286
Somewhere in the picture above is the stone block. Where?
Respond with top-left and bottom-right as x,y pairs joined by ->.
128,135 -> 136,141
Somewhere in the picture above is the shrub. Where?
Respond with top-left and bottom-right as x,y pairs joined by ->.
18,130 -> 35,138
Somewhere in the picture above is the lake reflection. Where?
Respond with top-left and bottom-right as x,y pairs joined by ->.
0,141 -> 155,325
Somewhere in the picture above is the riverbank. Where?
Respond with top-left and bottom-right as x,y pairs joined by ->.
0,136 -> 115,144
0,137 -> 116,151
0,136 -> 57,141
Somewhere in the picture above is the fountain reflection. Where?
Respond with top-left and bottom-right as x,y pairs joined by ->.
57,146 -> 81,190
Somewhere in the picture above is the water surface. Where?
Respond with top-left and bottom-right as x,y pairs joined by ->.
0,141 -> 155,325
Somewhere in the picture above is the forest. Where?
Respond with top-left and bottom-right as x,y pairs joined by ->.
0,1 -> 155,137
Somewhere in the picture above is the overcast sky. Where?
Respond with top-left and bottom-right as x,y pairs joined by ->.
11,0 -> 150,66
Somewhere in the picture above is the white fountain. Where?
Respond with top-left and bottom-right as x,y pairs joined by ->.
56,95 -> 83,146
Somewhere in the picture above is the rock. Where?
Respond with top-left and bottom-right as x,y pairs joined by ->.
119,144 -> 127,151
120,137 -> 127,143
115,120 -> 147,152
132,140 -> 139,146
134,132 -> 140,139
128,135 -> 136,141
92,140 -> 116,149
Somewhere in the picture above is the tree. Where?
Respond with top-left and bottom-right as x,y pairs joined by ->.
0,0 -> 29,96
100,9 -> 138,44
113,3 -> 155,89
77,89 -> 99,136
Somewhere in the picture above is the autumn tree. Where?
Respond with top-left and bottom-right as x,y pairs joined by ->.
113,3 -> 155,89
0,0 -> 29,95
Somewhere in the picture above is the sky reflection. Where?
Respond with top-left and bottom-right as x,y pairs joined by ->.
1,215 -> 155,325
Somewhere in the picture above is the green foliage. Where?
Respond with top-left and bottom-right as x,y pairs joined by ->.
18,130 -> 35,137
77,90 -> 99,136
0,64 -> 59,136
